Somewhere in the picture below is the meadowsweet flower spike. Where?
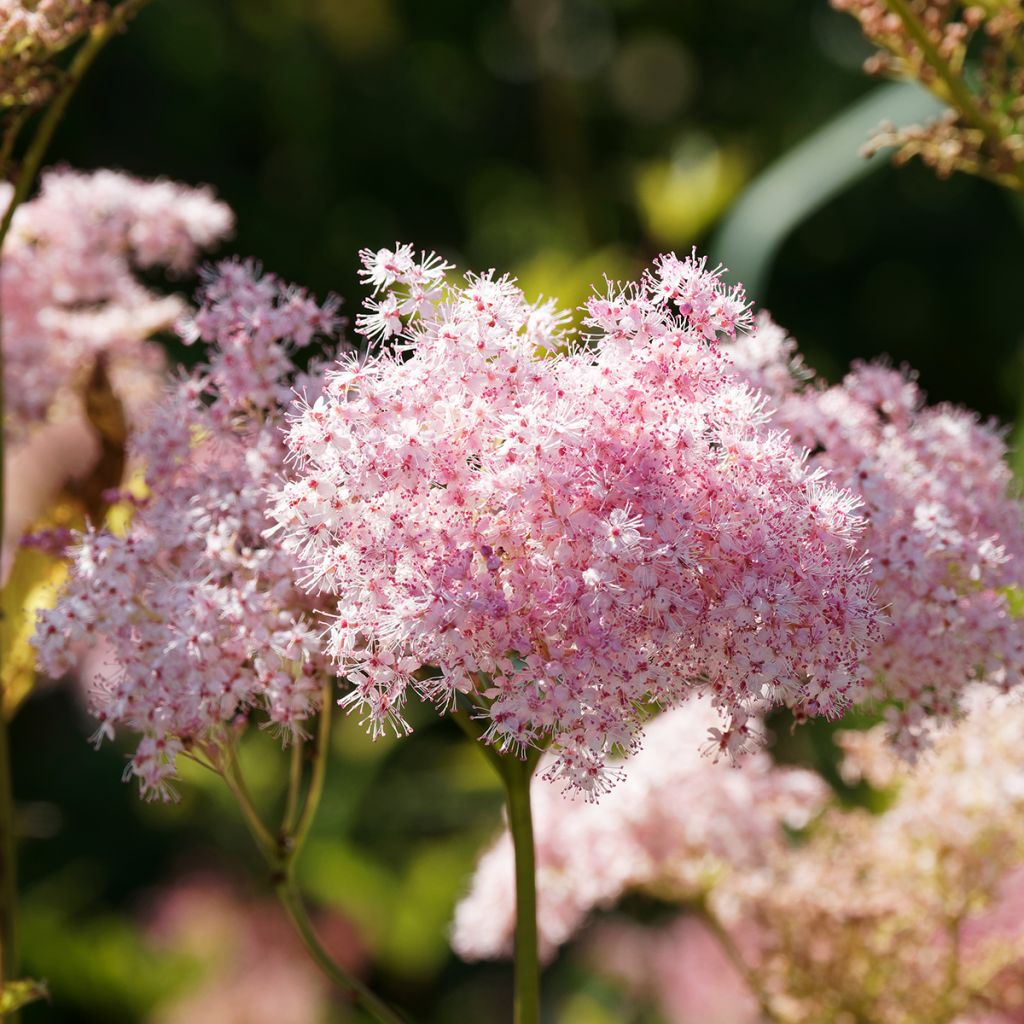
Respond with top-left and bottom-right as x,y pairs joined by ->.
272,245 -> 882,796
2,169 -> 233,440
730,317 -> 1024,755
33,261 -> 344,799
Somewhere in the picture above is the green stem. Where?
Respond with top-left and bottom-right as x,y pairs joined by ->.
452,698 -> 545,1023
882,0 -> 1024,188
221,688 -> 405,1024
500,756 -> 541,1024
281,738 -> 303,837
697,902 -> 784,1024
0,710 -> 16,1014
221,743 -> 277,861
289,683 -> 331,855
275,878 -> 406,1024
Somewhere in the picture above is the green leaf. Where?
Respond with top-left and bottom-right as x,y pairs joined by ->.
0,977 -> 49,1013
1,538 -> 69,718
711,81 -> 944,296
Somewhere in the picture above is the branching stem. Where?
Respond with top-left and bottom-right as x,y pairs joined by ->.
219,684 -> 405,1024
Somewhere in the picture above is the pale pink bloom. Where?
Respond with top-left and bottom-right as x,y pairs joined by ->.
273,247 -> 882,795
2,168 -> 232,440
560,689 -> 1024,1024
145,871 -> 361,1024
588,916 -> 760,1024
708,687 -> 1024,1023
33,262 -> 343,798
451,699 -> 828,961
729,316 -> 1024,751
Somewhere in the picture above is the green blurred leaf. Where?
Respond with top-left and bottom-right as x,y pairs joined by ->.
0,978 -> 48,1014
711,81 -> 944,296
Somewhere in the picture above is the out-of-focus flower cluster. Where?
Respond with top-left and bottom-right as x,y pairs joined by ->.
272,243 -> 882,796
833,0 -> 1024,188
451,698 -> 828,961
2,168 -> 232,440
33,260 -> 344,798
715,689 -> 1024,1024
145,871 -> 360,1024
730,316 -> 1024,755
0,0 -> 99,111
462,690 -> 1024,1023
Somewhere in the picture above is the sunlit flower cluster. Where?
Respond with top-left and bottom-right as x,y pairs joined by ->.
2,168 -> 232,439
272,244 -> 882,794
33,261 -> 343,797
730,317 -> 1024,753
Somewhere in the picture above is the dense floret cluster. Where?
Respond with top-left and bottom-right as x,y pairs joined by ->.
272,245 -> 882,794
33,261 -> 342,797
730,317 -> 1024,753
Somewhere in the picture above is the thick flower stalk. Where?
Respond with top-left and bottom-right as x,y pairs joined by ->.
833,0 -> 1024,188
730,316 -> 1024,754
451,698 -> 829,962
33,259 -> 340,797
2,169 -> 232,441
273,244 -> 883,796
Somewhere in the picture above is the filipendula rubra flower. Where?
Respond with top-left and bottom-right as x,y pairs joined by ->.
33,260 -> 343,798
270,244 -> 883,796
729,316 -> 1024,755
2,168 -> 233,440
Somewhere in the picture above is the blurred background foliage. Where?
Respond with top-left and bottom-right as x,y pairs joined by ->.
11,0 -> 1024,1020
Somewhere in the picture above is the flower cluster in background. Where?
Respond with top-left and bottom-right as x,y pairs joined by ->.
457,688 -> 1024,1023
145,871 -> 361,1024
272,244 -> 882,795
730,316 -> 1024,754
32,260 -> 343,797
2,168 -> 232,439
452,698 -> 827,961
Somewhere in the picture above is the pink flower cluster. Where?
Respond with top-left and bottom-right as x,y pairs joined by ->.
33,261 -> 343,797
475,688 -> 1024,1023
271,245 -> 882,794
145,871 -> 361,1024
2,168 -> 233,439
451,698 -> 827,961
711,687 -> 1024,1023
730,317 -> 1024,753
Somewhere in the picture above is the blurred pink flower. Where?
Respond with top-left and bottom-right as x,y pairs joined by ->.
144,871 -> 361,1024
2,168 -> 232,441
451,698 -> 827,961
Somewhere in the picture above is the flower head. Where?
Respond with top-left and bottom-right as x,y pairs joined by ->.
33,261 -> 343,798
272,247 -> 881,795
